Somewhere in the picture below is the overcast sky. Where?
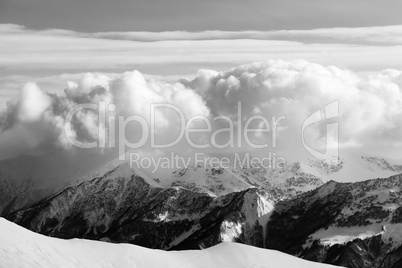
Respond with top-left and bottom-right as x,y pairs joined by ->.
0,1 -> 402,163
2,0 -> 402,32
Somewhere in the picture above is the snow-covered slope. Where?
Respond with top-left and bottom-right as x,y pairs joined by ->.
0,217 -> 340,268
162,162 -> 323,199
241,161 -> 324,200
168,164 -> 258,197
307,152 -> 402,183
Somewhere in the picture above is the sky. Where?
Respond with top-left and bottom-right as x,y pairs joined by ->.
0,1 -> 402,163
2,0 -> 402,32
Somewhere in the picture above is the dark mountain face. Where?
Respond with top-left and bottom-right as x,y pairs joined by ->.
3,161 -> 324,250
266,175 -> 402,268
4,168 -> 274,250
5,159 -> 402,268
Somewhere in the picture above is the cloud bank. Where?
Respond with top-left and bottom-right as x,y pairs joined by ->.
0,60 -> 401,160
2,23 -> 402,113
3,24 -> 402,45
2,23 -> 402,76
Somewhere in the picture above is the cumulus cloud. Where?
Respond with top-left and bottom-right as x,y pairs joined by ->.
188,60 -> 402,153
0,70 -> 211,159
0,60 -> 401,160
0,82 -> 71,158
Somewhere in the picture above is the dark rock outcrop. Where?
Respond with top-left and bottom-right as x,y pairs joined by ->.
266,175 -> 402,268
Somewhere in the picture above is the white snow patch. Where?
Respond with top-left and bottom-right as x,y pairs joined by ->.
316,181 -> 337,198
311,225 -> 383,246
381,224 -> 402,248
220,220 -> 243,242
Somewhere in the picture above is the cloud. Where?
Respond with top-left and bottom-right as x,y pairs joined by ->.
2,23 -> 402,79
0,70 -> 210,159
4,24 -> 402,45
0,82 -> 71,158
187,60 -> 402,153
0,60 -> 401,160
88,25 -> 402,46
17,82 -> 52,122
2,24 -> 402,121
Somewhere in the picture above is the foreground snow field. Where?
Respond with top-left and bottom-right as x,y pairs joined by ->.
0,218 -> 339,268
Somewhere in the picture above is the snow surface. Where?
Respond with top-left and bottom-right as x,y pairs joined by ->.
167,165 -> 256,197
0,218 -> 340,268
381,224 -> 402,248
314,152 -> 402,183
307,223 -> 402,250
309,225 -> 382,246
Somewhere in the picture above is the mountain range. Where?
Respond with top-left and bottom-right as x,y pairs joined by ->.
1,152 -> 402,267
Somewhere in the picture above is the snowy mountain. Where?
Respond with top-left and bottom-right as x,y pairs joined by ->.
1,150 -> 401,217
163,161 -> 324,200
5,163 -> 275,250
0,151 -> 325,215
0,218 -> 340,268
308,153 -> 402,183
2,155 -> 402,267
266,174 -> 402,268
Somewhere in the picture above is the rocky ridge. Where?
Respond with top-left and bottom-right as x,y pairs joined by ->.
266,174 -> 402,268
